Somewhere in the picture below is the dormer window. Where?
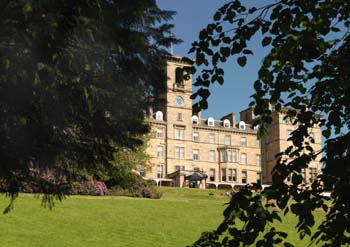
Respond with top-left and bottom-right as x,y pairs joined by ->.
223,119 -> 230,128
155,111 -> 163,121
239,121 -> 246,130
175,67 -> 184,85
207,117 -> 215,127
192,115 -> 199,125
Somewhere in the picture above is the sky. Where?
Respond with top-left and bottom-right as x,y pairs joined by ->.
157,0 -> 267,121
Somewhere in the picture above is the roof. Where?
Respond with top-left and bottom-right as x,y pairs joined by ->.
185,172 -> 208,181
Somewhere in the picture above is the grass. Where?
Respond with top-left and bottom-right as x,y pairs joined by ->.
0,188 -> 229,247
0,188 -> 326,247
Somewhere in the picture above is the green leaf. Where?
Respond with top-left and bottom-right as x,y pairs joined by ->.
23,2 -> 32,15
237,56 -> 247,67
322,129 -> 330,138
262,36 -> 272,47
243,49 -> 253,55
292,174 -> 303,185
217,76 -> 224,84
214,11 -> 221,21
37,63 -> 46,71
220,47 -> 230,57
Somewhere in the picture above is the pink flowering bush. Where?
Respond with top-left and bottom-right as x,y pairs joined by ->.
71,179 -> 108,196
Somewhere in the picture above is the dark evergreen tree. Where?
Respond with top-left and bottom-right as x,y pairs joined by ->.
0,0 -> 179,211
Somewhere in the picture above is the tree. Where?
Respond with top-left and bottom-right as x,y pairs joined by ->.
188,0 -> 350,246
0,0 -> 179,212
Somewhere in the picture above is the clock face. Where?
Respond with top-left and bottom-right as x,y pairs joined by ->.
176,96 -> 184,105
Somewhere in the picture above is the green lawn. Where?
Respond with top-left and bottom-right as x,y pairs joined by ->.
0,188 -> 324,247
0,188 -> 229,247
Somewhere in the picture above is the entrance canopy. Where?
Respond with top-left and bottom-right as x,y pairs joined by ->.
185,172 -> 208,181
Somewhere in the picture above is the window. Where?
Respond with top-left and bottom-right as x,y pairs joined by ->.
207,117 -> 215,126
194,167 -> 200,172
210,169 -> 215,182
155,111 -> 163,121
239,121 -> 246,130
256,139 -> 260,148
139,168 -> 146,177
157,165 -> 163,178
225,135 -> 231,145
241,137 -> 247,146
241,153 -> 247,165
232,169 -> 237,182
227,150 -> 237,162
221,168 -> 227,182
157,145 -> 164,159
192,115 -> 199,124
220,150 -> 227,162
228,168 -> 233,181
193,132 -> 199,142
223,119 -> 230,128
209,150 -> 215,162
242,171 -> 247,183
175,67 -> 184,85
175,147 -> 185,159
228,168 -> 237,182
177,113 -> 182,121
156,128 -> 163,139
257,172 -> 261,184
193,149 -> 199,161
310,167 -> 317,183
174,127 -> 185,140
175,165 -> 184,171
256,155 -> 261,166
209,134 -> 215,144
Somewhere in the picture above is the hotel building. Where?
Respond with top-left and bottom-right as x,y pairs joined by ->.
143,56 -> 322,189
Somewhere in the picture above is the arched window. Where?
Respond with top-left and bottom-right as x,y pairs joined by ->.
155,111 -> 163,121
207,117 -> 215,127
239,121 -> 246,130
192,115 -> 199,125
175,67 -> 184,84
223,119 -> 230,128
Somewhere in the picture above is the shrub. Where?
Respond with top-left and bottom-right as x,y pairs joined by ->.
70,179 -> 108,196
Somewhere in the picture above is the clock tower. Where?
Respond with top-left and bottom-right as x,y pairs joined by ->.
164,56 -> 194,175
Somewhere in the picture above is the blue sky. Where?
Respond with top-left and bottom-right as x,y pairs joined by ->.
157,0 -> 267,121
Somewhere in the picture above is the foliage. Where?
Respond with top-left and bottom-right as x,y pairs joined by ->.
71,178 -> 108,196
0,0 -> 179,211
189,0 -> 350,246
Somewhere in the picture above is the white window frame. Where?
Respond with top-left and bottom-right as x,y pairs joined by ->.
209,150 -> 215,162
207,117 -> 215,127
241,153 -> 247,165
242,171 -> 247,183
174,127 -> 185,140
155,111 -> 163,121
209,133 -> 215,144
193,149 -> 199,161
157,145 -> 164,160
239,121 -> 246,130
192,115 -> 199,125
156,128 -> 163,139
175,146 -> 185,159
241,137 -> 247,146
223,119 -> 230,128
193,132 -> 199,142
225,135 -> 231,145
256,154 -> 261,166
157,164 -> 163,178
